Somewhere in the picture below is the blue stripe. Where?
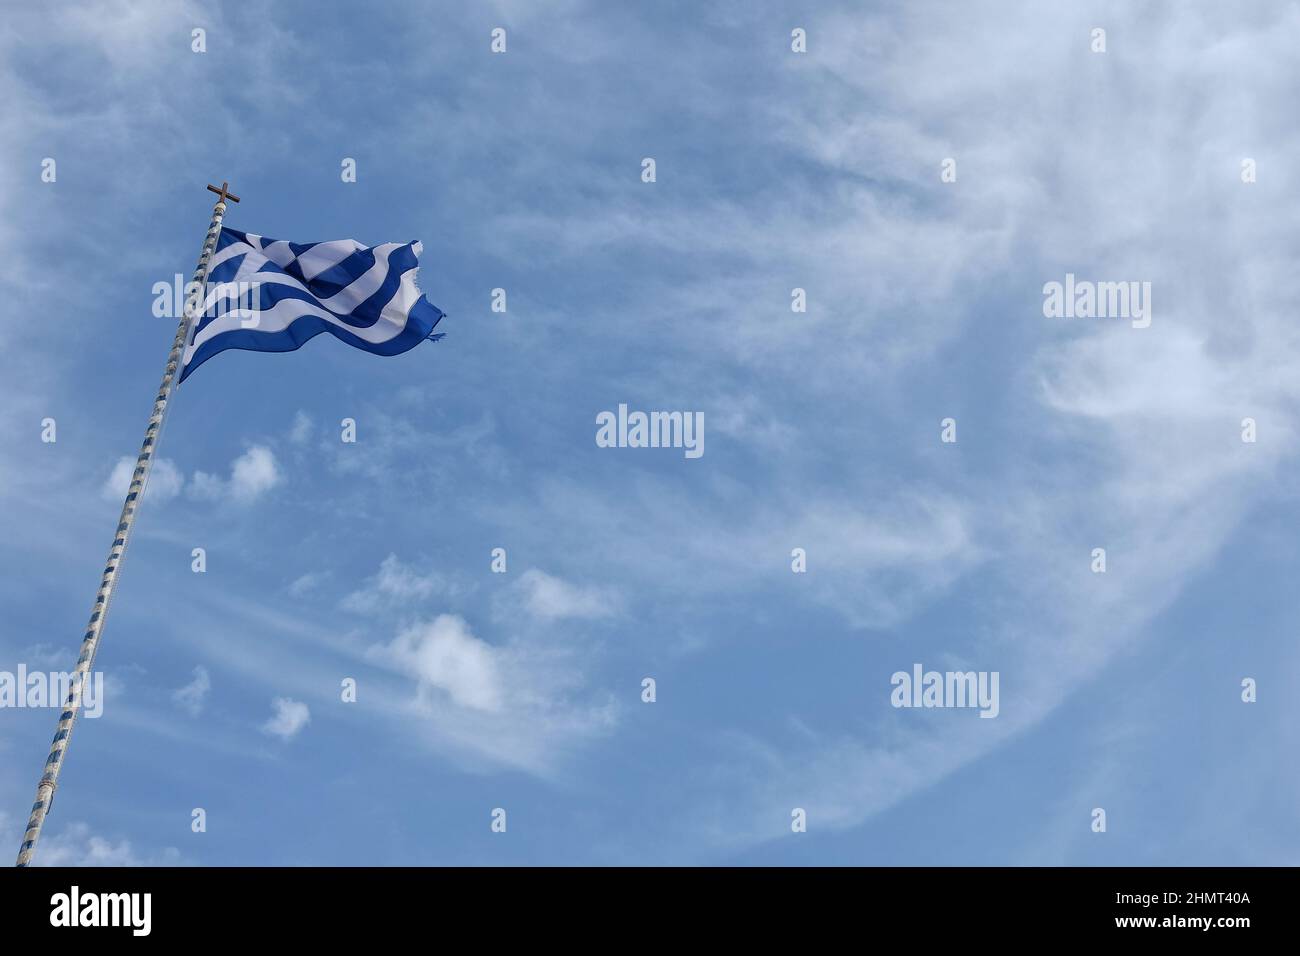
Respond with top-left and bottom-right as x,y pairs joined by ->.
206,251 -> 249,286
215,228 -> 245,253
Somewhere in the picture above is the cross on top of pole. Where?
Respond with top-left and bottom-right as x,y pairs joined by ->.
206,181 -> 240,204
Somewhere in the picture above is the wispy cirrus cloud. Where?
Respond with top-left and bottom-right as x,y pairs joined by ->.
171,666 -> 211,718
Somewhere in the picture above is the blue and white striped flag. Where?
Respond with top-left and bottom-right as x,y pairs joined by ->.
180,227 -> 445,382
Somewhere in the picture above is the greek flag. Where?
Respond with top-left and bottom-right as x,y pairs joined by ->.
180,227 -> 445,382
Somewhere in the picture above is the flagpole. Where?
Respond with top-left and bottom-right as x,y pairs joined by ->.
15,183 -> 239,867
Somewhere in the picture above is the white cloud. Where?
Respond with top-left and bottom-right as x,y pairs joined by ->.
102,457 -> 183,503
498,480 -> 977,631
370,554 -> 444,599
341,554 -> 455,613
289,410 -> 313,445
512,569 -> 617,621
171,666 -> 210,717
372,615 -> 503,712
188,470 -> 223,500
31,822 -> 182,867
262,697 -> 310,740
189,445 -> 282,504
230,446 -> 282,502
288,572 -> 325,597
366,613 -> 617,774
21,643 -> 71,668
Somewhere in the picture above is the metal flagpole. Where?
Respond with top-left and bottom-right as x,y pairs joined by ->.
16,182 -> 240,867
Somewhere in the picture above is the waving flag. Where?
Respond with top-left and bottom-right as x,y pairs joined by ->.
180,227 -> 445,382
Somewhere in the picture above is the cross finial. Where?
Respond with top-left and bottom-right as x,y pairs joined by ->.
206,181 -> 240,204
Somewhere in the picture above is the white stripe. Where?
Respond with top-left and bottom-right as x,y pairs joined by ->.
295,239 -> 365,282
207,238 -> 258,273
203,270 -> 308,311
259,240 -> 296,268
377,242 -> 425,327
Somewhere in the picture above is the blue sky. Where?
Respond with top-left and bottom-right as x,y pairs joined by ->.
2,0 -> 1299,865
